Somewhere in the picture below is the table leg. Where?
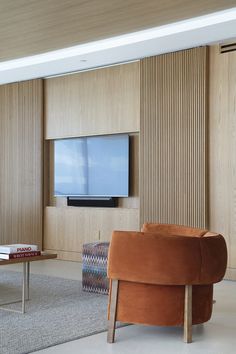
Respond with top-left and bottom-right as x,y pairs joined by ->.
22,263 -> 26,313
26,262 -> 30,301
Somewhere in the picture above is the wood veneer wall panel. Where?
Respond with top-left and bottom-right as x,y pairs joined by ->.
140,47 -> 208,228
44,62 -> 140,139
43,249 -> 83,262
44,206 -> 139,259
209,45 -> 236,273
0,80 -> 43,247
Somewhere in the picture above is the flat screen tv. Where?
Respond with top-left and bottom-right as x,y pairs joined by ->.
54,134 -> 129,197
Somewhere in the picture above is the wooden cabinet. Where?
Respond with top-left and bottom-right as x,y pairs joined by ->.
44,206 -> 139,261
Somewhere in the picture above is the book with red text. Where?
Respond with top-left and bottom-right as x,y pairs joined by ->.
0,251 -> 41,260
0,244 -> 38,254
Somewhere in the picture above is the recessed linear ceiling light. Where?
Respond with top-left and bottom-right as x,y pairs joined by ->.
0,7 -> 236,72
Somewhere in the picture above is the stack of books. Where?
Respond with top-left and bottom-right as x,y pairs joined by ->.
0,244 -> 41,260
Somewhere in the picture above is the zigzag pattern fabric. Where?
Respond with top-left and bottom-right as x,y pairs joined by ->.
82,242 -> 110,295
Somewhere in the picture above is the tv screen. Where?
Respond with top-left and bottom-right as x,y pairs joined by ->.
54,134 -> 129,197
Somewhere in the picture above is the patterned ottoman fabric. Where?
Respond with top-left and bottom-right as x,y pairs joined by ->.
82,242 -> 110,295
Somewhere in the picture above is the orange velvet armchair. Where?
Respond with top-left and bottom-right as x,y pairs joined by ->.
107,223 -> 227,343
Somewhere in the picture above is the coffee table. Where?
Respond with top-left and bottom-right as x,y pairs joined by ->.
0,253 -> 57,313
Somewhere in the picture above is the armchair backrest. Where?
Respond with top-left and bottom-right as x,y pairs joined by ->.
142,222 -> 207,237
108,230 -> 227,286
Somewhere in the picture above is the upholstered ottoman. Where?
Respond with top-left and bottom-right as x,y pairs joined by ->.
82,242 -> 110,295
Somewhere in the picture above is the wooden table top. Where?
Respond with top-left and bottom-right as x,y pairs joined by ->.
0,253 -> 57,265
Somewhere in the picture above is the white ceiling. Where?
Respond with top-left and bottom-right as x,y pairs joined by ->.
1,0 -> 234,62
0,8 -> 236,85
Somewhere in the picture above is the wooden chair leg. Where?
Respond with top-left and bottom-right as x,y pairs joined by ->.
184,285 -> 192,343
107,279 -> 119,343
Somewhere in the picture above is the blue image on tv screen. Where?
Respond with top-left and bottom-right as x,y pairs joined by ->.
54,134 -> 129,197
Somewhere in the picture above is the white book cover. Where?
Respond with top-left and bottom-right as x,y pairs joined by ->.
0,244 -> 38,254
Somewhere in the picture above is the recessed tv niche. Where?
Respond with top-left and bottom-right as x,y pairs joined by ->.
54,134 -> 129,199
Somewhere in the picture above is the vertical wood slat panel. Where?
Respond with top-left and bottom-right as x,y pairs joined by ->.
209,45 -> 236,276
0,80 -> 43,247
140,47 -> 208,228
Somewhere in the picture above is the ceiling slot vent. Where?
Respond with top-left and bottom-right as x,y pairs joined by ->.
220,42 -> 236,54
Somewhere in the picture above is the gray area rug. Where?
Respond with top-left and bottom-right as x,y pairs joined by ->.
0,271 -> 109,354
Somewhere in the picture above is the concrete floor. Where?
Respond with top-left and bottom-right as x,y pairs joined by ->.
2,260 -> 236,354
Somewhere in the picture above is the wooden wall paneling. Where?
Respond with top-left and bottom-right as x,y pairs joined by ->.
228,50 -> 236,271
43,62 -> 140,260
0,80 -> 43,247
96,208 -> 140,241
44,206 -> 139,260
44,62 -> 140,139
43,249 -> 83,262
44,207 -> 98,253
140,47 -> 208,228
209,45 -> 236,276
0,84 -> 17,242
